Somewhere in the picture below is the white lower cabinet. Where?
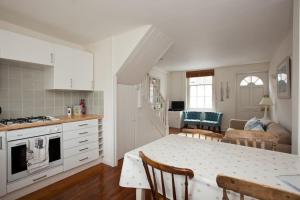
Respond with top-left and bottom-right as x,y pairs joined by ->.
63,119 -> 99,171
0,132 -> 7,197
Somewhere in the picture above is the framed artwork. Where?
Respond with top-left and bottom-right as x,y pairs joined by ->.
277,57 -> 291,99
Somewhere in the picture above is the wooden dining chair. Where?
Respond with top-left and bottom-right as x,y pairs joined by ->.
181,128 -> 224,142
216,175 -> 300,200
139,151 -> 194,200
224,130 -> 279,150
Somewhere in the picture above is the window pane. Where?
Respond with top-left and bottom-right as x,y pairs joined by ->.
244,76 -> 251,83
189,77 -> 200,85
205,97 -> 212,108
203,76 -> 213,84
190,97 -> 197,108
197,85 -> 205,97
204,85 -> 212,96
197,97 -> 204,108
190,86 -> 197,97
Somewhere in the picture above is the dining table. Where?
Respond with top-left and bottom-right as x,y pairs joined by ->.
119,134 -> 300,200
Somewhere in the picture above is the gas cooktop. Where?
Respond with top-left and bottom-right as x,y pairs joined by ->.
0,116 -> 54,126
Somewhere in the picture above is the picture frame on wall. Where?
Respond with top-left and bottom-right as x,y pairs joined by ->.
277,57 -> 291,99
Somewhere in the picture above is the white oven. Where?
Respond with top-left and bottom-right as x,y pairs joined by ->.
7,125 -> 63,183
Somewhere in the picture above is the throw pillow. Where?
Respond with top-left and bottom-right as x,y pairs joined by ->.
244,117 -> 264,131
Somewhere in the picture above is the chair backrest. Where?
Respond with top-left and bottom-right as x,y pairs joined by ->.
139,151 -> 194,200
204,112 -> 222,122
224,130 -> 279,150
181,128 -> 224,141
216,175 -> 300,200
185,111 -> 201,120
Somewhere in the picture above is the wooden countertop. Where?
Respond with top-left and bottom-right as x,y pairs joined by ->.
0,114 -> 103,132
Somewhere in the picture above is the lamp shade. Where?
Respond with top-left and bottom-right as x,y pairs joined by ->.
259,96 -> 273,106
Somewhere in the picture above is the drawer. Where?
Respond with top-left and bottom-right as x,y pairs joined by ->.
63,133 -> 98,149
64,142 -> 99,158
7,166 -> 63,193
64,149 -> 99,171
63,126 -> 98,141
63,119 -> 98,132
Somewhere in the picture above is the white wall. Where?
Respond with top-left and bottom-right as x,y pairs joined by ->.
168,71 -> 187,106
292,0 -> 300,155
149,67 -> 169,99
0,20 -> 83,50
88,37 -> 117,166
269,30 -> 293,131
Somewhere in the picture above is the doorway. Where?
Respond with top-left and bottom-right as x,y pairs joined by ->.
236,72 -> 268,120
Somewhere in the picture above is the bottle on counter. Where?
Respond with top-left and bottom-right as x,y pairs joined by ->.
67,106 -> 72,117
80,99 -> 86,115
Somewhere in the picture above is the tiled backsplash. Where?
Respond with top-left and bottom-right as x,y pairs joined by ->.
0,60 -> 103,119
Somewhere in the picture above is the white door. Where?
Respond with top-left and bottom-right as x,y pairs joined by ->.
117,85 -> 137,160
0,29 -> 53,66
236,72 -> 268,120
0,132 -> 7,197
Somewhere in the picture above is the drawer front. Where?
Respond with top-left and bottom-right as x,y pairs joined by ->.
7,166 -> 63,193
64,142 -> 99,158
63,126 -> 98,141
63,133 -> 98,149
64,149 -> 99,171
63,119 -> 98,132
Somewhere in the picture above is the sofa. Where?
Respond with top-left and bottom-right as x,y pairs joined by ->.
183,111 -> 223,132
225,119 -> 291,153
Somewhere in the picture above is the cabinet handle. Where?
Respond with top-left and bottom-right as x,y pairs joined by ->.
50,53 -> 54,64
79,147 -> 89,152
70,78 -> 73,88
79,132 -> 88,135
79,139 -> 88,144
0,137 -> 2,150
33,175 -> 47,182
78,123 -> 88,127
79,157 -> 89,162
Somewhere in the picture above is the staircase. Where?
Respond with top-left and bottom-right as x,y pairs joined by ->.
140,74 -> 169,136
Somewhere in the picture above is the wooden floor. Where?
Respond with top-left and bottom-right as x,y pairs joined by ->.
18,160 -> 136,200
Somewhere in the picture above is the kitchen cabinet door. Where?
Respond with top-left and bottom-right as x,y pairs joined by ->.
0,132 -> 7,197
0,29 -> 53,66
72,49 -> 94,91
51,45 -> 74,90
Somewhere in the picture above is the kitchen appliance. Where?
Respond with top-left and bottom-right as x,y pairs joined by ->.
0,116 -> 53,126
7,124 -> 63,183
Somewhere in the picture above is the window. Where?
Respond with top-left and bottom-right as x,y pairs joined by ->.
240,76 -> 264,86
188,76 -> 213,109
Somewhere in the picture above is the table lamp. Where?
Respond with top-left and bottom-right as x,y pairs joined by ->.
259,95 -> 273,120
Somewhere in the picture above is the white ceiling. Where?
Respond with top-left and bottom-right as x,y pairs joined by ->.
0,0 -> 293,71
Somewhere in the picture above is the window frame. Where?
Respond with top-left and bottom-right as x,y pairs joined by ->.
187,76 -> 215,111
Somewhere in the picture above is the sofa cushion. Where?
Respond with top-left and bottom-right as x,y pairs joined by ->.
184,119 -> 201,123
267,122 -> 291,145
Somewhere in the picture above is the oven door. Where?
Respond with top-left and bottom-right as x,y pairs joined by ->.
7,139 -> 29,182
48,132 -> 63,167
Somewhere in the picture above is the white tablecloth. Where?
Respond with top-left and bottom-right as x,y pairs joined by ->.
120,135 -> 300,200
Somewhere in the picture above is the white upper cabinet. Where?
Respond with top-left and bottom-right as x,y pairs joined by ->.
72,49 -> 94,91
0,29 -> 54,66
45,44 -> 94,91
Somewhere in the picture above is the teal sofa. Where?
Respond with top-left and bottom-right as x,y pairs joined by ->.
183,111 -> 223,132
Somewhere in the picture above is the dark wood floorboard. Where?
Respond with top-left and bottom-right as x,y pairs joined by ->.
18,160 -> 136,200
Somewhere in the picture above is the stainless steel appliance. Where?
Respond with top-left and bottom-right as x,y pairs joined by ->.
6,123 -> 63,183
